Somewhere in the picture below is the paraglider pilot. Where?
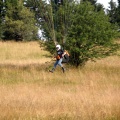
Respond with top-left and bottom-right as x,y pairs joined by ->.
49,44 -> 65,73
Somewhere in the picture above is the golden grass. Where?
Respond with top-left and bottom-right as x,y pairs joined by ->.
0,41 -> 120,120
0,84 -> 120,120
0,41 -> 51,65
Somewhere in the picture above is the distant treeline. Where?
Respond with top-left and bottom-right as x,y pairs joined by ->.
0,0 -> 120,41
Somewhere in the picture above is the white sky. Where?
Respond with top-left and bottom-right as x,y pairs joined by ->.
97,0 -> 118,9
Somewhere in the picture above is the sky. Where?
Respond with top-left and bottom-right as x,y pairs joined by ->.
97,0 -> 118,9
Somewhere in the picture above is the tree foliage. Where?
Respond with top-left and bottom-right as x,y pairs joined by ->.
3,0 -> 38,41
81,0 -> 97,5
115,0 -> 120,27
107,0 -> 117,24
0,0 -> 5,39
107,0 -> 120,37
25,0 -> 73,43
25,0 -> 55,41
65,2 -> 119,67
30,0 -> 119,67
81,0 -> 104,12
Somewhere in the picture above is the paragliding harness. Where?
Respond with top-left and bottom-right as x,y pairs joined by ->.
55,49 -> 70,63
62,50 -> 70,63
56,50 -> 70,63
54,43 -> 70,62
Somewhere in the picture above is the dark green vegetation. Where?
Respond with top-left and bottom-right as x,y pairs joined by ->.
0,0 -> 38,41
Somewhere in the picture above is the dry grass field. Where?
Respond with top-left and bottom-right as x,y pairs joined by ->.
0,41 -> 120,120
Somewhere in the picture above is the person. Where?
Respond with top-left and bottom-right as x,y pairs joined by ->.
49,44 -> 65,73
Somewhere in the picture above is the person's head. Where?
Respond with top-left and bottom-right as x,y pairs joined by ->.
56,44 -> 61,51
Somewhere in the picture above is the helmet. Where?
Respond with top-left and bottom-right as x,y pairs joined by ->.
56,44 -> 61,51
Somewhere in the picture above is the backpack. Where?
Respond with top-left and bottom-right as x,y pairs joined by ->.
62,50 -> 70,63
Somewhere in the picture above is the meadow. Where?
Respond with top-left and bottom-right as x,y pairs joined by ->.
0,41 -> 120,120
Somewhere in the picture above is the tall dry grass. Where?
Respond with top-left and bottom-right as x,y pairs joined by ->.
0,41 -> 51,65
0,41 -> 120,120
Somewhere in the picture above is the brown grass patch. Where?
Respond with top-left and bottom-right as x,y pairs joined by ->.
0,41 -> 120,119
